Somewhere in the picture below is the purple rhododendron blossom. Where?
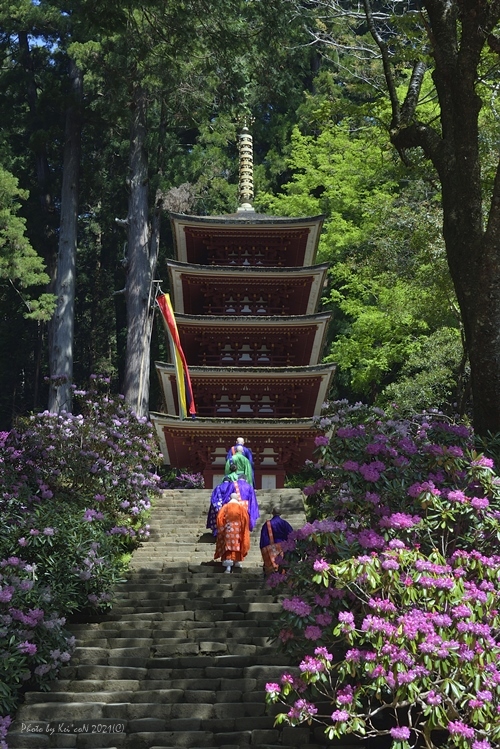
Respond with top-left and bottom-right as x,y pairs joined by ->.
342,460 -> 359,472
299,655 -> 325,673
426,690 -> 442,705
358,529 -> 386,549
379,512 -> 420,530
282,597 -> 312,617
448,721 -> 475,739
408,480 -> 440,498
314,435 -> 329,446
17,641 -> 37,655
304,625 -> 323,641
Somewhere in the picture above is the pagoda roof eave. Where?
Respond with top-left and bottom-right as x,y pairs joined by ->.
151,413 -> 317,425
155,362 -> 335,376
168,211 -> 325,226
166,259 -> 330,274
173,311 -> 332,325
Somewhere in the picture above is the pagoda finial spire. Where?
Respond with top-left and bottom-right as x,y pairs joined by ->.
237,125 -> 254,213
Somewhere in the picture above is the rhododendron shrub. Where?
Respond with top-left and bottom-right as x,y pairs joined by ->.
0,379 -> 161,727
0,558 -> 75,715
266,402 -> 500,749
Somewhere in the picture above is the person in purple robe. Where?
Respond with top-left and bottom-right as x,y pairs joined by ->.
259,507 -> 293,576
206,462 -> 260,536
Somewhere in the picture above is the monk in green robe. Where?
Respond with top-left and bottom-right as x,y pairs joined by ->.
224,445 -> 253,485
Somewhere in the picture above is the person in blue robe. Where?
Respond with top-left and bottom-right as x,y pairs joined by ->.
226,437 -> 254,469
206,462 -> 260,536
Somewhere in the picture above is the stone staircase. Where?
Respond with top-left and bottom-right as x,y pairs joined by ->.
7,488 -> 346,749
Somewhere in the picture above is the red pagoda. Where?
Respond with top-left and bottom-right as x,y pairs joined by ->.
151,128 -> 335,489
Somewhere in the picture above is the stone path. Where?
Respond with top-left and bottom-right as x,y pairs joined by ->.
7,488 -> 346,749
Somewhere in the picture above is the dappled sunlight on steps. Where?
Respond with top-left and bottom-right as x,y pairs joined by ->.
8,489 -> 359,749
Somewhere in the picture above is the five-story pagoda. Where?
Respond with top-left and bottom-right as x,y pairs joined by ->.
151,128 -> 335,489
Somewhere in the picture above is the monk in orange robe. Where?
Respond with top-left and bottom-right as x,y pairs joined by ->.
214,494 -> 250,573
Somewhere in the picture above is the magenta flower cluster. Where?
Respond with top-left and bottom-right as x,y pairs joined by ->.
265,400 -> 500,748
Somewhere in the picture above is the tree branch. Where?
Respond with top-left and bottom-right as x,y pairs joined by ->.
400,61 -> 427,127
362,0 -> 400,128
390,121 -> 445,173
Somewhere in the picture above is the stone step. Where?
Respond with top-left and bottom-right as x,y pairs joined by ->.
8,490 -> 358,749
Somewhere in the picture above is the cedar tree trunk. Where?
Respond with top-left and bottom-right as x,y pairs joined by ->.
48,59 -> 82,414
123,84 -> 154,418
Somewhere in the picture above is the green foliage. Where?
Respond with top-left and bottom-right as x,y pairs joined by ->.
379,327 -> 466,416
0,166 -> 54,319
256,122 -> 398,256
255,97 -> 464,413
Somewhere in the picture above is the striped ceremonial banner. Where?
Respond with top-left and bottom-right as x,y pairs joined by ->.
156,293 -> 196,418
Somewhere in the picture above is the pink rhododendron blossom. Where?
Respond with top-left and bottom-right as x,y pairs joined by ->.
336,685 -> 354,704
425,690 -> 442,706
314,646 -> 332,661
338,611 -> 355,628
390,726 -> 410,741
278,629 -> 294,643
471,496 -> 490,510
331,709 -> 350,722
265,683 -> 280,693
447,489 -> 468,503
299,655 -> 325,673
471,456 -> 494,468
313,558 -> 329,572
